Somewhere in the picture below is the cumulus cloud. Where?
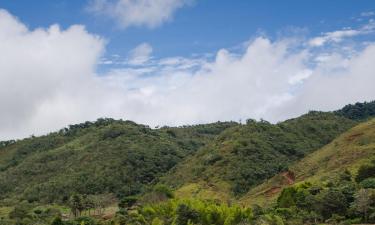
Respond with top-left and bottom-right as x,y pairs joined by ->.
278,44 -> 375,118
88,0 -> 193,29
0,9 -> 113,139
102,36 -> 375,125
1,9 -> 375,140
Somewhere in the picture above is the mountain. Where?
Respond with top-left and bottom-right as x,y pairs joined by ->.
160,112 -> 355,201
240,117 -> 375,207
0,118 -> 236,203
1,101 -> 375,225
2,101 -> 375,205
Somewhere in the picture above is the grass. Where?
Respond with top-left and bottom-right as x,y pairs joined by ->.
240,118 -> 375,207
0,206 -> 12,219
175,181 -> 232,203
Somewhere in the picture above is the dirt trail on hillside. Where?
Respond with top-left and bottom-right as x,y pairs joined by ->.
281,171 -> 295,185
260,170 -> 296,197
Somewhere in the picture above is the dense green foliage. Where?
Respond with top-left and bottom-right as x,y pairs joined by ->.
273,169 -> 375,224
335,100 -> 375,121
162,112 -> 355,195
0,119 -> 235,203
355,159 -> 375,183
8,167 -> 375,225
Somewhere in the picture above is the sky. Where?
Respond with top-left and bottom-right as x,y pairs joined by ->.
0,0 -> 375,140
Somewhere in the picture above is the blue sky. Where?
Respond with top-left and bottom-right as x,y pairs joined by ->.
0,0 -> 375,139
2,0 -> 375,60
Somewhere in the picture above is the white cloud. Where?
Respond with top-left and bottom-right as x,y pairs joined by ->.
288,70 -> 312,85
0,9 -> 106,139
1,9 -> 375,140
88,0 -> 193,29
309,29 -> 360,46
127,42 -> 153,65
309,20 -> 375,47
279,44 -> 375,118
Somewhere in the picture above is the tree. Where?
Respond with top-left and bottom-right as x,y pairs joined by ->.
360,178 -> 375,188
353,189 -> 372,222
252,204 -> 264,219
277,187 -> 298,208
51,217 -> 64,225
118,196 -> 138,215
355,162 -> 375,183
314,189 -> 348,220
82,195 -> 95,215
339,170 -> 352,182
175,204 -> 199,225
69,194 -> 84,217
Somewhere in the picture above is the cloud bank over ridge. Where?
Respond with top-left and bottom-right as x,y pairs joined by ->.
0,9 -> 375,140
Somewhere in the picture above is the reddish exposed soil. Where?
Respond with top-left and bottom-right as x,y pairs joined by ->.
261,170 -> 296,197
346,132 -> 364,141
281,170 -> 295,185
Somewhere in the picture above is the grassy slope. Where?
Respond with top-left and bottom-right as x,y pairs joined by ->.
241,118 -> 375,207
0,119 -> 235,204
161,112 -> 355,201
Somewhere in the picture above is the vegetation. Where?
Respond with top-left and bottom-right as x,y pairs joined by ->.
162,111 -> 355,196
0,119 -> 235,203
1,101 -> 375,225
335,100 -> 375,121
242,117 -> 375,206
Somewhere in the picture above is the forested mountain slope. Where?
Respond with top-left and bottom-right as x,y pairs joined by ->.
161,112 -> 356,199
241,117 -> 375,206
0,119 -> 235,203
0,101 -> 374,206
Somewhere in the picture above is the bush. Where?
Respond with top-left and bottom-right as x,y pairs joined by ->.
119,196 -> 138,210
153,184 -> 174,199
277,187 -> 298,208
360,178 -> 375,188
175,204 -> 199,225
8,204 -> 30,220
356,162 -> 375,183
314,189 -> 348,220
74,216 -> 97,225
51,217 -> 64,225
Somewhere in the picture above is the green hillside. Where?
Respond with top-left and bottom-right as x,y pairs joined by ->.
0,119 -> 236,204
241,117 -> 375,207
1,101 -> 375,225
161,112 -> 355,199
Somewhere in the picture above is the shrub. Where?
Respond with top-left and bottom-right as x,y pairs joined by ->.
360,178 -> 375,188
119,196 -> 138,210
51,217 -> 64,225
356,162 -> 375,183
175,204 -> 199,225
74,216 -> 97,225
